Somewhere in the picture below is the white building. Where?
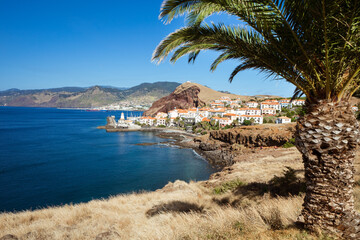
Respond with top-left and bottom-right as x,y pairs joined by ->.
279,99 -> 292,108
210,102 -> 225,108
168,110 -> 179,118
235,108 -> 261,115
198,107 -> 211,118
177,109 -> 190,118
260,102 -> 281,111
246,101 -> 259,108
139,116 -> 156,126
219,118 -> 232,126
208,109 -> 226,117
276,116 -> 291,124
246,108 -> 261,115
239,115 -> 263,124
262,108 -> 276,115
352,106 -> 359,112
223,113 -> 238,122
292,99 -> 305,106
156,118 -> 167,126
156,112 -> 168,118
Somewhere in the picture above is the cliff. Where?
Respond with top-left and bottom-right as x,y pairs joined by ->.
144,82 -> 249,116
192,123 -> 296,166
209,123 -> 295,147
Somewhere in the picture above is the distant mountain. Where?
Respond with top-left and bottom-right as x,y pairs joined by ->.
0,82 -> 181,108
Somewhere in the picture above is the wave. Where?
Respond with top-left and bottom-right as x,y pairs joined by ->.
157,142 -> 180,148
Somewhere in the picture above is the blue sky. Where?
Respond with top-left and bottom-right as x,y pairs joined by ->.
0,0 -> 295,97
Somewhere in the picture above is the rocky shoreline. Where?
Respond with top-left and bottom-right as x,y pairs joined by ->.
99,123 -> 296,169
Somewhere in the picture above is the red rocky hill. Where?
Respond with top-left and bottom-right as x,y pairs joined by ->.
144,82 -> 249,116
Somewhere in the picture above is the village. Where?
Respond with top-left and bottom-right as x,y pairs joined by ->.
106,96 -> 360,133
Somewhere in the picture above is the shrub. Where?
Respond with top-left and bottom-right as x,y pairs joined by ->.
268,167 -> 306,197
201,131 -> 208,135
242,120 -> 252,126
213,179 -> 246,194
282,138 -> 295,148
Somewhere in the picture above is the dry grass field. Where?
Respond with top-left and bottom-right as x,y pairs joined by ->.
1,147 -> 360,240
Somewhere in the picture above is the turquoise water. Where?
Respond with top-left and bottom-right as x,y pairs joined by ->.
0,107 -> 215,212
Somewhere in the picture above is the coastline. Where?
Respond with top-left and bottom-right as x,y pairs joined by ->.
97,125 -> 229,168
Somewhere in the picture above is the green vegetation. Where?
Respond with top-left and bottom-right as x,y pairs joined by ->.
242,120 -> 252,126
213,179 -> 246,195
282,138 -> 296,148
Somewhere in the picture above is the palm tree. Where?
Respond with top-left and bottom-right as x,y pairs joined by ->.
152,0 -> 360,238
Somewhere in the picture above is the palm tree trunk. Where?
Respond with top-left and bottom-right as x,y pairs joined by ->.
295,100 -> 360,238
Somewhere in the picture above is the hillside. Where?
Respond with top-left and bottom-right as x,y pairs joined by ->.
144,82 -> 251,116
0,82 -> 180,108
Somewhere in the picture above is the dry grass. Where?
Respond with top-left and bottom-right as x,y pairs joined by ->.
1,148 -> 358,239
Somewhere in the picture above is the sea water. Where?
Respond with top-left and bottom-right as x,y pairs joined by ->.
0,107 -> 215,212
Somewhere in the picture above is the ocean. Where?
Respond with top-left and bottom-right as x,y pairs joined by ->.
0,107 -> 215,212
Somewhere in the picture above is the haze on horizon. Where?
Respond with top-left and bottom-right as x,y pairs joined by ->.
0,0 -> 295,97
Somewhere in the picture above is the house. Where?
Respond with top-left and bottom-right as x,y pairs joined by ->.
260,102 -> 281,111
187,108 -> 198,118
262,108 -> 276,115
235,108 -> 261,115
352,106 -> 359,112
223,113 -> 238,122
279,99 -> 292,108
169,117 -> 177,126
139,116 -> 156,126
219,96 -> 231,104
208,108 -> 226,117
168,110 -> 178,118
292,99 -> 305,106
198,107 -> 211,117
246,108 -> 261,115
177,109 -> 189,118
229,102 -> 239,108
239,115 -> 263,124
235,108 -> 247,115
210,102 -> 225,108
195,114 -> 205,123
245,101 -> 259,108
219,118 -> 232,126
156,112 -> 168,118
276,116 -> 291,124
201,117 -> 211,122
156,118 -> 167,126
211,116 -> 221,123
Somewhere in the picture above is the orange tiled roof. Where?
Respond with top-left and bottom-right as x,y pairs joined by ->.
261,102 -> 280,105
177,109 -> 189,113
224,113 -> 237,116
240,115 -> 262,118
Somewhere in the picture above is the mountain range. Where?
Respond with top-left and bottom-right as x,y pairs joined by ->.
0,82 -> 181,108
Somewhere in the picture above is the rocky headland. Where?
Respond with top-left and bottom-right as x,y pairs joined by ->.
143,82 -> 254,116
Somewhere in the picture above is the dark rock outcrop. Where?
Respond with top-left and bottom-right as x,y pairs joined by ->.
144,84 -> 205,116
0,235 -> 18,240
